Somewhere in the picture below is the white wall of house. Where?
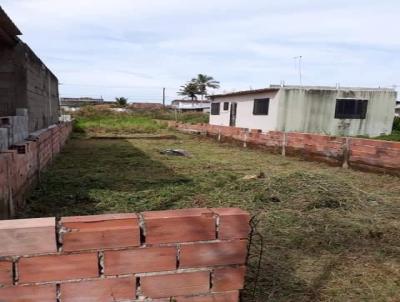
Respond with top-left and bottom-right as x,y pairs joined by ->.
210,87 -> 397,137
277,88 -> 396,137
209,91 -> 280,132
395,103 -> 400,117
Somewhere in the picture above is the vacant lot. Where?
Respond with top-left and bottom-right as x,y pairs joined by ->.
20,130 -> 400,301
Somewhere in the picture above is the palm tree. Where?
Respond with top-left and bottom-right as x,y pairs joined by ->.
193,74 -> 220,99
115,97 -> 128,107
178,82 -> 200,101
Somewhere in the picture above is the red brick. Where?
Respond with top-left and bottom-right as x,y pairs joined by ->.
180,241 -> 247,268
18,253 -> 98,283
0,260 -> 12,286
212,208 -> 250,240
60,213 -> 140,252
0,284 -> 56,302
175,291 -> 239,302
61,277 -> 136,302
213,266 -> 246,292
142,208 -> 216,244
105,246 -> 176,275
0,217 -> 56,257
141,271 -> 210,298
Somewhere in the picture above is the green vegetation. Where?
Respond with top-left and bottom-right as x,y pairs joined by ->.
74,111 -> 166,135
373,117 -> 400,141
115,97 -> 128,107
20,124 -> 400,301
393,116 -> 400,131
374,130 -> 400,141
73,106 -> 208,135
178,73 -> 220,100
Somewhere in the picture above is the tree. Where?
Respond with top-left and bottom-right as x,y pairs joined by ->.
115,97 -> 128,107
178,82 -> 200,100
193,74 -> 220,99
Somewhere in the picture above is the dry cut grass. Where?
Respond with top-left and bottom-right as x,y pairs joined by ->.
20,132 -> 400,302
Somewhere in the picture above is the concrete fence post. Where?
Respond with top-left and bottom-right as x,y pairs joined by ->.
37,140 -> 41,183
342,137 -> 351,169
243,131 -> 248,148
281,132 -> 287,156
217,129 -> 221,142
5,155 -> 14,218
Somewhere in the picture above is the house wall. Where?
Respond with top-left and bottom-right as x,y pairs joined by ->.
210,91 -> 280,132
0,42 -> 59,132
277,88 -> 396,137
24,43 -> 59,132
0,46 -> 27,116
0,208 -> 249,301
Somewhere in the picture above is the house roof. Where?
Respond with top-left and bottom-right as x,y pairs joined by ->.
172,99 -> 210,104
210,88 -> 279,99
0,6 -> 21,45
210,85 -> 396,99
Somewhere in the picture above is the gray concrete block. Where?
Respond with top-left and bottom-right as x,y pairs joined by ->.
0,128 -> 8,150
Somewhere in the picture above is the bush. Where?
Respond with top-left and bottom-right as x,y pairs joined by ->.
393,116 -> 400,131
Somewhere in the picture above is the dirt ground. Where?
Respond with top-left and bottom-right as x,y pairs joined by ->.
20,132 -> 400,302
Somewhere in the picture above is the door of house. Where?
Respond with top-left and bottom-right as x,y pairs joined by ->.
230,103 -> 237,127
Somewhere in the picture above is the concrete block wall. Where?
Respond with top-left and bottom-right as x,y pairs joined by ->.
0,122 -> 72,219
0,115 -> 29,148
0,208 -> 250,301
170,122 -> 400,175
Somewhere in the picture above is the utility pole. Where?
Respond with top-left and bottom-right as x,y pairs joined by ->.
293,56 -> 303,86
162,87 -> 166,108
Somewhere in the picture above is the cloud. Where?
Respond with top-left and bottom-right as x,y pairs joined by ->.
1,0 -> 399,100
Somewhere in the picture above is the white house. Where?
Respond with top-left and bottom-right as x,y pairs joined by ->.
395,101 -> 400,117
209,85 -> 397,137
171,100 -> 210,113
60,97 -> 105,112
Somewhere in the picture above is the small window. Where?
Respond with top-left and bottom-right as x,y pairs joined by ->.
223,102 -> 229,111
211,103 -> 220,115
335,99 -> 368,119
253,98 -> 269,115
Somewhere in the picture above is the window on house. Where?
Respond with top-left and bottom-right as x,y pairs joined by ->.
211,103 -> 221,115
335,99 -> 368,119
223,102 -> 229,110
253,98 -> 270,115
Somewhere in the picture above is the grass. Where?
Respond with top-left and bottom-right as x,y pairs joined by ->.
19,129 -> 400,301
373,130 -> 400,142
74,115 -> 167,135
72,106 -> 208,136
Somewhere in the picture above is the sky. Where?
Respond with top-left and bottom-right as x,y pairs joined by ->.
2,0 -> 400,103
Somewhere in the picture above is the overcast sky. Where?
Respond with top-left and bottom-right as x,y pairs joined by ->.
2,0 -> 399,102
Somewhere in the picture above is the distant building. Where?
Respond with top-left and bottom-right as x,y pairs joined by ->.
0,7 -> 59,132
129,102 -> 165,110
171,99 -> 210,112
60,97 -> 105,112
210,85 -> 397,137
395,101 -> 400,117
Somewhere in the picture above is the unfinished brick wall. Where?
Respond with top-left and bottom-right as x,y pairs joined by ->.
0,208 -> 250,302
170,122 -> 400,175
0,122 -> 72,219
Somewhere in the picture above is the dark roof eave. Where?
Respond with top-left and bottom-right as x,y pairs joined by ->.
0,6 -> 22,37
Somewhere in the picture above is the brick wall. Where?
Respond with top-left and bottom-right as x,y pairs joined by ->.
0,208 -> 250,302
0,122 -> 72,219
169,122 -> 400,175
